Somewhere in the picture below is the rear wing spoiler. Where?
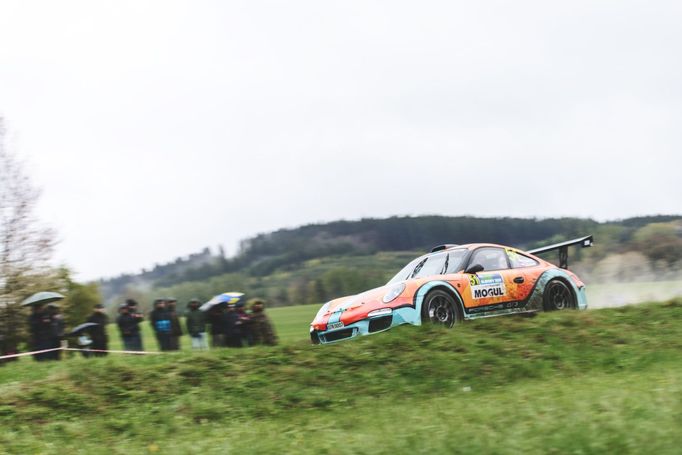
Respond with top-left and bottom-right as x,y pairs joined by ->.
527,235 -> 593,269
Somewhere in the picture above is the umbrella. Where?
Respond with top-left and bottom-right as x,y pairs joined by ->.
199,292 -> 244,312
66,322 -> 99,337
21,291 -> 65,307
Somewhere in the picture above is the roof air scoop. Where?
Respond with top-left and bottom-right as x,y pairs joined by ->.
430,244 -> 458,253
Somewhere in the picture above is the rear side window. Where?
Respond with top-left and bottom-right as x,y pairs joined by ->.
507,249 -> 539,268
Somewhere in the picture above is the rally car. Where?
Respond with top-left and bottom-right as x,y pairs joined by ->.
310,236 -> 593,344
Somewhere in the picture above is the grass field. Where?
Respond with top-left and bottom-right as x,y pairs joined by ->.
1,299 -> 681,453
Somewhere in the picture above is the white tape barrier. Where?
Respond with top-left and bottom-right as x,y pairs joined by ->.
63,348 -> 160,355
0,346 -> 161,360
0,347 -> 63,360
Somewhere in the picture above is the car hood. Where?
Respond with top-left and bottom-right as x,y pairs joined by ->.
311,283 -> 407,331
326,285 -> 392,313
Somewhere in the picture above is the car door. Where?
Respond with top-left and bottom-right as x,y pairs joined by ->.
503,248 -> 543,303
460,247 -> 520,310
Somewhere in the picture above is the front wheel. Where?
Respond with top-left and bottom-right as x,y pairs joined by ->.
421,290 -> 462,328
543,279 -> 576,311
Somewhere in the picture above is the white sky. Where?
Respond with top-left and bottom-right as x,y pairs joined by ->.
1,1 -> 681,280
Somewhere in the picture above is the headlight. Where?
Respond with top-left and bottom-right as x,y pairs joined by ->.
314,302 -> 331,320
382,283 -> 406,303
368,308 -> 393,317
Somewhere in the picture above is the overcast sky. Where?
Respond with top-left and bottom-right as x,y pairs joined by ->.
1,1 -> 681,280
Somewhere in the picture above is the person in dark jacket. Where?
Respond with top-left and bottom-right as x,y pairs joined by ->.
116,300 -> 144,351
46,303 -> 65,360
166,298 -> 183,351
126,298 -> 145,350
185,299 -> 207,350
207,306 -> 224,348
28,303 -> 52,361
235,301 -> 253,347
222,304 -> 242,348
150,299 -> 172,351
249,300 -> 278,346
86,304 -> 109,357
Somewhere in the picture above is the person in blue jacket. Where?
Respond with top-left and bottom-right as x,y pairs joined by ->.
149,299 -> 172,351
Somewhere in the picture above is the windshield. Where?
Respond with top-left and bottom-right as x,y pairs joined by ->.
386,249 -> 468,285
386,257 -> 424,285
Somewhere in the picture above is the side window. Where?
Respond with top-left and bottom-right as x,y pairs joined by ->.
444,249 -> 469,274
411,253 -> 447,279
469,248 -> 509,271
507,249 -> 539,268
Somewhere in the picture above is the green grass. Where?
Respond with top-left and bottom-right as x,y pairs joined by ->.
268,303 -> 319,343
1,299 -> 682,453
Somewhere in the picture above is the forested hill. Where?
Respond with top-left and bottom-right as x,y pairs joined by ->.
98,215 -> 682,308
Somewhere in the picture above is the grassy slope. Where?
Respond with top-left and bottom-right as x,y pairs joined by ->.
1,300 -> 681,454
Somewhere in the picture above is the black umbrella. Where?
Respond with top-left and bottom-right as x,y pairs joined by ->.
66,322 -> 98,337
21,291 -> 65,307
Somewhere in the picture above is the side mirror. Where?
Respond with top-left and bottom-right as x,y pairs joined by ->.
465,264 -> 484,274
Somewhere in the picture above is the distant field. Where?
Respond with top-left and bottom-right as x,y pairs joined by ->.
14,280 -> 682,357
50,280 -> 682,353
102,304 -> 319,351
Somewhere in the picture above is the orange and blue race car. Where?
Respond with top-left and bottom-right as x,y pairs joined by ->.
310,236 -> 593,344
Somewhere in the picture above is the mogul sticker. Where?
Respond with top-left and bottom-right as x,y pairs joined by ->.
471,273 -> 506,299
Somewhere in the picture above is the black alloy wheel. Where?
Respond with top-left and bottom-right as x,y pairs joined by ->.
421,290 -> 462,328
543,279 -> 575,311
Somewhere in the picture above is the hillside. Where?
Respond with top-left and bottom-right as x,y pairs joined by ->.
99,215 -> 682,310
1,300 -> 681,453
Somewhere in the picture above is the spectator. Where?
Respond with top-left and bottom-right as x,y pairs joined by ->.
27,303 -> 52,361
86,304 -> 109,357
222,304 -> 242,348
166,298 -> 183,351
117,301 -> 144,351
207,305 -> 224,348
46,303 -> 65,360
185,299 -> 207,350
235,301 -> 253,347
125,298 -> 145,350
249,300 -> 278,346
150,299 -> 172,351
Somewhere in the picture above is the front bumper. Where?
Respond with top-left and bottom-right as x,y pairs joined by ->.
311,306 -> 420,344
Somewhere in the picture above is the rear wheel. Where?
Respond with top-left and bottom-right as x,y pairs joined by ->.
543,279 -> 575,311
421,290 -> 462,328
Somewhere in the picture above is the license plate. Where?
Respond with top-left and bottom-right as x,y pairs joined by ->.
327,322 -> 344,330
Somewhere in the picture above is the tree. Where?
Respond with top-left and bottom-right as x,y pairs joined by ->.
58,268 -> 103,326
632,222 -> 682,266
0,118 -> 57,356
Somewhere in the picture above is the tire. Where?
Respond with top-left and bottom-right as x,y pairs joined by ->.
543,279 -> 576,311
421,290 -> 462,328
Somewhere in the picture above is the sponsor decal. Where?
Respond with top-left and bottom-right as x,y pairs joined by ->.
471,273 -> 506,299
